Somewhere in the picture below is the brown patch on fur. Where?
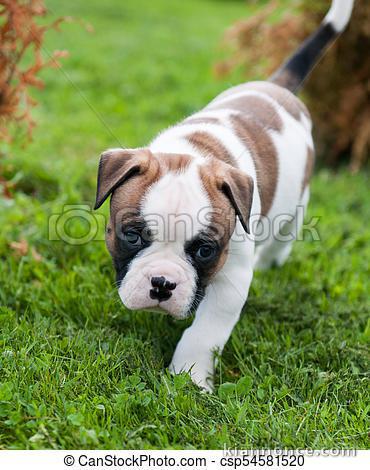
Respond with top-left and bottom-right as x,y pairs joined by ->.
198,166 -> 235,278
95,148 -> 157,210
184,117 -> 221,126
244,81 -> 310,121
230,114 -> 278,217
301,146 -> 315,196
210,244 -> 229,280
157,153 -> 193,173
209,94 -> 283,132
186,131 -> 235,166
197,160 -> 254,278
106,152 -> 161,257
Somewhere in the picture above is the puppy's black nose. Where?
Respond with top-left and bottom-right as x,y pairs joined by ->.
151,276 -> 176,290
150,276 -> 176,302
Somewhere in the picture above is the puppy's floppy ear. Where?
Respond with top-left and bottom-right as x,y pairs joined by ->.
217,167 -> 254,234
94,148 -> 152,209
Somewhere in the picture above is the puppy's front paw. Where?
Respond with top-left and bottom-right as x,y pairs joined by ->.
169,356 -> 214,393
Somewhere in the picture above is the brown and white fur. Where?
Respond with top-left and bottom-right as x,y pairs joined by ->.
94,0 -> 354,391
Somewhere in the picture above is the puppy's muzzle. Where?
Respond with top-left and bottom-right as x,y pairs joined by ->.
150,276 -> 177,302
118,258 -> 196,318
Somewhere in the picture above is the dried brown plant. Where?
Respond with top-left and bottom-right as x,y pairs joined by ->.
215,0 -> 370,171
0,0 -> 68,141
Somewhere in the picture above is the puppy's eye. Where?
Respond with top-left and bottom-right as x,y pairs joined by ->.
123,229 -> 143,247
195,244 -> 216,262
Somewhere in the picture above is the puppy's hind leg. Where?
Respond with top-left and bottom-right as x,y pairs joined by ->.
254,188 -> 310,270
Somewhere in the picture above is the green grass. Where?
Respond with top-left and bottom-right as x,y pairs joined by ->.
0,0 -> 369,449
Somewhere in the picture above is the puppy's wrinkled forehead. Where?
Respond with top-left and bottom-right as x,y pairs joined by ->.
141,164 -> 210,243
95,148 -> 254,243
108,155 -> 210,243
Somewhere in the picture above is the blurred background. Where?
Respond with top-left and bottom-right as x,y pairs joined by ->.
1,0 -> 369,177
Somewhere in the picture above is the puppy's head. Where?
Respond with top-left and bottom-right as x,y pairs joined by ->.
95,148 -> 253,319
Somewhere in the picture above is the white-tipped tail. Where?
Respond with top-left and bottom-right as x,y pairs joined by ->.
324,0 -> 355,32
270,0 -> 355,92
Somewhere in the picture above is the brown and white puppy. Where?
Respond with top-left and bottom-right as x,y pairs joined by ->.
94,0 -> 354,391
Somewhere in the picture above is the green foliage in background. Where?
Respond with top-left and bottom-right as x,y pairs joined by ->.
0,0 -> 369,449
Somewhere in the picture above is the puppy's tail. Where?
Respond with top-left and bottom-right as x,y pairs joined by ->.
269,0 -> 354,93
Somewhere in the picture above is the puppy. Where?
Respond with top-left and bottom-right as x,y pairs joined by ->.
94,0 -> 354,391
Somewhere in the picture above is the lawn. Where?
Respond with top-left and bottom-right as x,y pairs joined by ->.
0,0 -> 369,449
